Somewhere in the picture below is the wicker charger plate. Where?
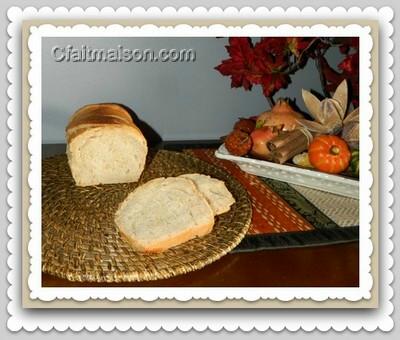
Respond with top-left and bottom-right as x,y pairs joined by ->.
42,150 -> 252,282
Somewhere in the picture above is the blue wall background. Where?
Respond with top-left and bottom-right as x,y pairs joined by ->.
42,37 -> 342,143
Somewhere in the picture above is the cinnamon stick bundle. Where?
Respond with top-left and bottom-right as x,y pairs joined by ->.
267,129 -> 305,151
267,129 -> 309,164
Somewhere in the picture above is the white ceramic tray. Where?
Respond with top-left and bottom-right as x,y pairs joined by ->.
215,144 -> 359,199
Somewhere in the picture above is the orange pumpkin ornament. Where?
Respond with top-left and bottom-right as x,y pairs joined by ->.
308,135 -> 351,174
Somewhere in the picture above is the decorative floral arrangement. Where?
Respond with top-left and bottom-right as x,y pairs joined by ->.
215,37 -> 359,108
216,37 -> 360,178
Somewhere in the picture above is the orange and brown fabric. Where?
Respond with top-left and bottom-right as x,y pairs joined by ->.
185,149 -> 359,252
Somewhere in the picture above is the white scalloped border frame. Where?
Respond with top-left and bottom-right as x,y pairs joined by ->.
27,23 -> 374,302
6,6 -> 394,332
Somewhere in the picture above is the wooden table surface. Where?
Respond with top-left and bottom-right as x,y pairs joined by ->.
43,242 -> 358,287
42,143 -> 359,288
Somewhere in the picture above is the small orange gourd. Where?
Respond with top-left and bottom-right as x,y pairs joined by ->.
308,135 -> 351,174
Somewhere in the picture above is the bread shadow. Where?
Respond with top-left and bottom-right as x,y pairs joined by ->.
118,103 -> 163,148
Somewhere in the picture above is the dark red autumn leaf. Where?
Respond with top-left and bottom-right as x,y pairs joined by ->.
302,38 -> 330,59
256,37 -> 288,55
215,37 -> 293,98
339,44 -> 349,54
339,51 -> 359,107
254,39 -> 288,69
287,37 -> 312,58
319,55 -> 359,107
338,37 -> 359,57
338,52 -> 359,74
318,56 -> 344,92
214,37 -> 256,90
260,73 -> 290,97
338,37 -> 359,53
252,39 -> 292,96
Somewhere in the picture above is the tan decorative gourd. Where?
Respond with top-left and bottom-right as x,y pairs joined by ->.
256,99 -> 304,132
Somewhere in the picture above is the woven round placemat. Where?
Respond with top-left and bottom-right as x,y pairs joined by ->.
42,150 -> 252,282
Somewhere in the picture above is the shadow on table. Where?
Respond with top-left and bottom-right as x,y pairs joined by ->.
118,103 -> 162,148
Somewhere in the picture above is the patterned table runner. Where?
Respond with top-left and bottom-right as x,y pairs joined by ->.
185,149 -> 359,251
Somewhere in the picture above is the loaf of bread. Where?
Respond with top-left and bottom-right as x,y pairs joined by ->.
114,177 -> 215,253
66,103 -> 148,186
179,174 -> 235,215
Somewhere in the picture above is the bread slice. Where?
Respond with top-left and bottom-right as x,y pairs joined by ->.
179,174 -> 235,215
66,104 -> 148,186
114,177 -> 215,253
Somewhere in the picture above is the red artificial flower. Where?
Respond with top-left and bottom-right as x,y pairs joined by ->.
215,36 -> 359,105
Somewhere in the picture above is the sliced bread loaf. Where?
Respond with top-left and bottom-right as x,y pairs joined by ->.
114,177 -> 215,253
66,103 -> 148,186
179,174 -> 235,215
